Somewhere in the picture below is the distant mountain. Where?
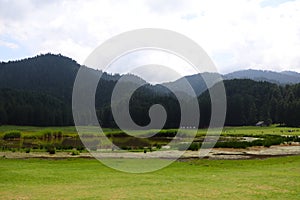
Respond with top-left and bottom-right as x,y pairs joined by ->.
281,70 -> 300,78
0,54 -> 299,127
162,69 -> 300,96
161,72 -> 222,96
224,69 -> 300,85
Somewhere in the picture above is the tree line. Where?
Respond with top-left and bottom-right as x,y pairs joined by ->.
199,79 -> 300,127
1,79 -> 299,128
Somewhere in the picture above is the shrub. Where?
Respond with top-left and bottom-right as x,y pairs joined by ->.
71,150 -> 80,156
213,135 -> 286,149
76,146 -> 85,151
120,146 -> 131,150
214,141 -> 250,149
25,148 -> 31,153
42,130 -> 53,139
263,142 -> 271,148
47,146 -> 56,154
155,130 -> 177,137
57,131 -> 63,138
48,149 -> 56,154
188,142 -> 200,151
3,131 -> 21,140
251,139 -> 264,146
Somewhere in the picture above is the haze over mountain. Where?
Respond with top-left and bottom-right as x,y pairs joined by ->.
162,69 -> 300,96
224,69 -> 300,85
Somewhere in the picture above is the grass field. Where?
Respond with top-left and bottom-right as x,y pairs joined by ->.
0,125 -> 299,137
1,156 -> 300,200
221,126 -> 300,136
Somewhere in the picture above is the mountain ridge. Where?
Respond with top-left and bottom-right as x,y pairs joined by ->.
0,54 -> 299,127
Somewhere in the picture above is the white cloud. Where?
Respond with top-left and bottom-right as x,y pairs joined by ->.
0,0 -> 299,74
0,40 -> 19,49
108,50 -> 197,83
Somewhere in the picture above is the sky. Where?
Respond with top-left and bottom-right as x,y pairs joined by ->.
0,0 -> 300,81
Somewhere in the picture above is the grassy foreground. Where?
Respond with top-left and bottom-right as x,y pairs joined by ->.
1,156 -> 300,200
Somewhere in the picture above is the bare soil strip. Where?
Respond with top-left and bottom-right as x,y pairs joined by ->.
1,144 -> 299,160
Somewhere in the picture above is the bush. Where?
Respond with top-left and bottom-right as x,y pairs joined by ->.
214,141 -> 249,149
154,130 -> 178,137
76,146 -> 85,151
263,142 -> 271,148
251,139 -> 264,146
43,130 -> 53,139
48,149 -> 56,154
3,131 -> 21,140
25,148 -> 31,153
56,131 -> 63,138
188,142 -> 200,151
47,146 -> 56,154
71,150 -> 80,156
213,135 -> 286,149
52,131 -> 63,138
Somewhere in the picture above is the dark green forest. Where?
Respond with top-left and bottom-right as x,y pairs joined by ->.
0,54 -> 299,127
199,80 -> 300,127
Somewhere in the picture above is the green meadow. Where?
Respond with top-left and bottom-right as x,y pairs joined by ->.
1,156 -> 300,200
0,126 -> 300,199
1,125 -> 300,137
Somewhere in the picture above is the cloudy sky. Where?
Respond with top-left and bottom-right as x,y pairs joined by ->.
0,0 -> 300,77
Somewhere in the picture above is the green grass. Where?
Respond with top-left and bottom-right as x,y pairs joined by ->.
0,125 -> 299,138
0,126 -> 123,138
221,125 -> 300,136
0,125 -> 76,133
0,126 -> 77,138
0,156 -> 300,200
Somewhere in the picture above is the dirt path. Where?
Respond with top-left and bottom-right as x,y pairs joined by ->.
1,144 -> 299,160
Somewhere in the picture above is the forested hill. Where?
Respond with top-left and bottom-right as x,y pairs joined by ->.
0,54 -> 79,102
199,79 -> 300,127
0,53 -> 148,107
0,54 -> 136,103
0,54 -> 299,127
0,54 -> 173,126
